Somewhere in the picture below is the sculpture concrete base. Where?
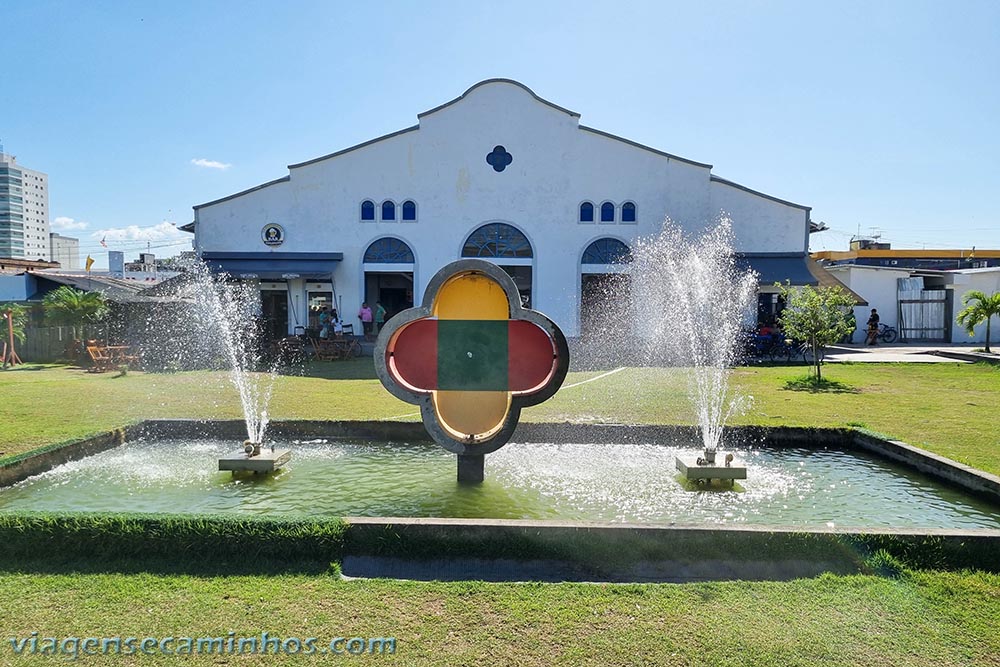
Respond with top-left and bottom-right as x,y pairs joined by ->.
675,456 -> 746,483
457,454 -> 485,484
219,449 -> 291,473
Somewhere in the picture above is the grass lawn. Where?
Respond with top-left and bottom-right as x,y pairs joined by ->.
2,360 -> 999,666
2,360 -> 999,475
0,569 -> 997,666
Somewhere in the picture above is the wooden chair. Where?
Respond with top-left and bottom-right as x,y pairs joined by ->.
308,336 -> 342,361
85,345 -> 114,373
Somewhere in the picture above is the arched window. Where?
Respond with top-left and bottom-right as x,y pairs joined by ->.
462,223 -> 533,258
381,201 -> 396,221
361,200 -> 375,221
600,202 -> 615,223
402,200 -> 416,221
582,238 -> 631,264
621,201 -> 636,223
579,202 -> 594,222
364,237 -> 414,263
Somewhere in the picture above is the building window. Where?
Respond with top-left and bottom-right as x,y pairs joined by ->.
382,201 -> 396,221
582,238 -> 632,264
364,237 -> 415,263
486,145 -> 513,172
621,201 -> 636,223
462,223 -> 533,258
600,202 -> 615,223
361,200 -> 375,221
579,202 -> 594,223
402,200 -> 416,222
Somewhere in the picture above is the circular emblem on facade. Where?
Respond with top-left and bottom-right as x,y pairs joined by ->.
262,223 -> 285,246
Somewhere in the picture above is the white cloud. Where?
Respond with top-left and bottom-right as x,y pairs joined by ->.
93,221 -> 188,244
190,158 -> 232,170
52,216 -> 89,231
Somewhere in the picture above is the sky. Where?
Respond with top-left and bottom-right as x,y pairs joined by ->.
4,1 -> 999,268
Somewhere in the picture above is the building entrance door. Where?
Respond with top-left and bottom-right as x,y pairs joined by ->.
260,290 -> 288,342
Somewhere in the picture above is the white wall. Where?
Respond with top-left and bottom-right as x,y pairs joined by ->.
825,266 -> 906,343
194,80 -> 811,337
951,269 -> 1000,344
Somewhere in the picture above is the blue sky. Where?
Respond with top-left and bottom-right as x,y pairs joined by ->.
4,1 -> 999,267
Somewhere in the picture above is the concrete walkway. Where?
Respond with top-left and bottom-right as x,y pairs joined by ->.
825,343 -> 998,364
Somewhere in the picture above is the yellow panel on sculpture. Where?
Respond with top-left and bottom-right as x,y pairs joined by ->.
434,390 -> 511,440
432,273 -> 508,320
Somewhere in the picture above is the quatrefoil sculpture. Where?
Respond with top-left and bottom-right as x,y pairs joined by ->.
486,145 -> 513,172
375,260 -> 569,457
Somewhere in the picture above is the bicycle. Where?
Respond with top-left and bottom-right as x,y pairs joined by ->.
877,323 -> 898,343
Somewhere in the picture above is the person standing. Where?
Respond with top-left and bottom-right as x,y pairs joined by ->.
374,301 -> 387,336
358,302 -> 373,339
866,308 -> 880,346
318,307 -> 330,338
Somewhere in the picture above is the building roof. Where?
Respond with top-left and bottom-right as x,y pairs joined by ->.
812,248 -> 999,261
195,78 -> 800,211
28,272 -> 151,303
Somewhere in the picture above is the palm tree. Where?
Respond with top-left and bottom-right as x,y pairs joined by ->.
956,290 -> 1000,353
43,286 -> 109,326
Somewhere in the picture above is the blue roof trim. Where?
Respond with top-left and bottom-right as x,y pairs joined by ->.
200,252 -> 343,280
418,78 -> 581,119
711,176 -> 811,212
579,126 -> 713,169
287,125 -> 420,169
193,176 -> 290,210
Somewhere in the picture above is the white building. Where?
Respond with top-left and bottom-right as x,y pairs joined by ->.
0,152 -> 50,261
186,79 -> 826,339
823,264 -> 1000,343
49,232 -> 80,269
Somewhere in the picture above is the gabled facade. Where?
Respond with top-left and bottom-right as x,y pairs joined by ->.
189,79 -> 816,338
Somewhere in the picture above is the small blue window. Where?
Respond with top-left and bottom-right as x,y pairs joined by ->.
402,200 -> 416,221
361,200 -> 375,221
580,202 -> 594,222
621,202 -> 636,222
382,201 -> 396,221
600,202 -> 615,222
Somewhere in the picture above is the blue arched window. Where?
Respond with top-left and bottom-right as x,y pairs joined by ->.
402,200 -> 416,221
621,201 -> 636,223
361,200 -> 375,221
579,202 -> 594,222
582,238 -> 631,264
462,223 -> 533,259
600,202 -> 615,223
382,200 -> 396,221
364,237 -> 414,263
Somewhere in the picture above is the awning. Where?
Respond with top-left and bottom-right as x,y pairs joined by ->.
736,253 -> 867,305
200,252 -> 343,280
736,253 -> 818,286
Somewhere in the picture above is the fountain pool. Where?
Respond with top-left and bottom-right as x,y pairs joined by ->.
3,437 -> 998,530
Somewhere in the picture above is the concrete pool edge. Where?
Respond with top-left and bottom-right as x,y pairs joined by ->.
340,517 -> 1000,581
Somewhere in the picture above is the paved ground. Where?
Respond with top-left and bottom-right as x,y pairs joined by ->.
825,343 -> 997,364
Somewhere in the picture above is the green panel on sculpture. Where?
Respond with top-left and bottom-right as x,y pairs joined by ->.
437,320 -> 508,391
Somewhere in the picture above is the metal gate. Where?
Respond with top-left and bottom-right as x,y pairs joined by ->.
897,277 -> 947,342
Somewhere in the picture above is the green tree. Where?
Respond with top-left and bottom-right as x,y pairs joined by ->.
776,282 -> 857,382
43,286 -> 109,326
956,290 -> 1000,354
0,303 -> 28,344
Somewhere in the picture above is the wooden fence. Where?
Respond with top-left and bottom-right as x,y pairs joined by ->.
17,326 -> 108,363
